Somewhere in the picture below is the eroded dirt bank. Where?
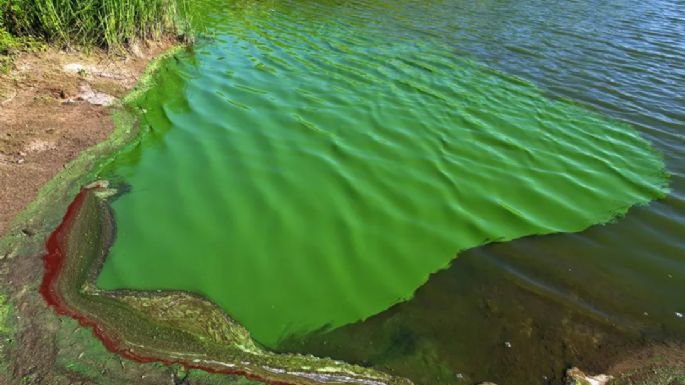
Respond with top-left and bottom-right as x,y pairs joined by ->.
0,41 -> 263,385
0,41 -> 172,236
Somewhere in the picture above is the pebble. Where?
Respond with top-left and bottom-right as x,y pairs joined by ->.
504,341 -> 512,348
63,63 -> 89,74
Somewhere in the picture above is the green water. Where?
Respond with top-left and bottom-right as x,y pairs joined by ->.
96,0 -> 671,360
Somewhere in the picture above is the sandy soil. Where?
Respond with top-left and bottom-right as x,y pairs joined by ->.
0,40 -> 172,236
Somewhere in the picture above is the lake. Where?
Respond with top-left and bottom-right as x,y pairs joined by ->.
94,0 -> 684,384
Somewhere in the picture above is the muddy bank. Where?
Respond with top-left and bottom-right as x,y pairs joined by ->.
0,41 -> 409,385
0,40 -> 172,236
0,42 -> 258,385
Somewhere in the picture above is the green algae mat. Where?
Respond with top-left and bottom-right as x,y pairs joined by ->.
95,0 -> 668,347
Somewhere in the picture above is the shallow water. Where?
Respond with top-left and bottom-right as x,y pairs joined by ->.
95,0 -> 683,383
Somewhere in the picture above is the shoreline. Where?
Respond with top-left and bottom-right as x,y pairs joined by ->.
40,185 -> 411,385
0,43 -> 409,385
0,39 -> 683,385
0,40 -> 177,236
0,42 -> 215,384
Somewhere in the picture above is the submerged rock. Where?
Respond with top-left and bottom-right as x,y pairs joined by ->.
73,83 -> 117,106
565,368 -> 612,385
63,62 -> 96,74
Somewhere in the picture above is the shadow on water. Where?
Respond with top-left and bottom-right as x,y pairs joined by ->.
278,201 -> 685,385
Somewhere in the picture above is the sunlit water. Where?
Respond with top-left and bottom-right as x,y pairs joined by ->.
94,0 -> 683,384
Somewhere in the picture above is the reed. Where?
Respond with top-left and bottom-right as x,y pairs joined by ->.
0,0 -> 188,49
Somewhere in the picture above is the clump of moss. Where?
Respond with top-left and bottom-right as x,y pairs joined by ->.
0,293 -> 11,334
0,292 -> 14,377
609,363 -> 685,385
1,1 -> 15,70
0,27 -> 12,55
1,1 -> 45,72
0,31 -> 44,73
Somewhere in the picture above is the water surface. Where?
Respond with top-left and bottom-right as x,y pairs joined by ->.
94,0 -> 683,383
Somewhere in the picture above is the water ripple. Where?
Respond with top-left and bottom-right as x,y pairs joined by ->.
94,0 -> 680,369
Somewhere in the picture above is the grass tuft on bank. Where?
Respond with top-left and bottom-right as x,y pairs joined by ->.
0,0 -> 189,50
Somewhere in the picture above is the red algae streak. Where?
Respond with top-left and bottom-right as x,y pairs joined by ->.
37,188 -> 332,385
38,188 -> 182,368
39,188 -> 86,314
38,188 -> 233,374
38,188 -> 130,360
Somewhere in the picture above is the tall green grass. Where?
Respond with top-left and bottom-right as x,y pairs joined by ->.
0,0 -> 189,49
0,1 -> 11,51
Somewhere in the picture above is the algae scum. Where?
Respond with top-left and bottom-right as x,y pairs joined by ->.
88,0 -> 675,375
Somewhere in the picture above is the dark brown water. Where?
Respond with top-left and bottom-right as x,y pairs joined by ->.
275,0 -> 685,384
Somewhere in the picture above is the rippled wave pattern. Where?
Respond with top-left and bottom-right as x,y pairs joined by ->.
96,0 -> 669,348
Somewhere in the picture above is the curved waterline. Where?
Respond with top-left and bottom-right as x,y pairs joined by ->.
93,0 -> 669,348
41,186 -> 413,385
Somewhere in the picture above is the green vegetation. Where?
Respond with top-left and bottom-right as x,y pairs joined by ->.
0,30 -> 44,72
40,186 -> 411,385
0,293 -> 11,335
0,0 -> 188,49
0,292 -> 13,378
1,1 -> 17,70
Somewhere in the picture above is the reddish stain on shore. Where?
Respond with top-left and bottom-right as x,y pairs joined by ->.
39,188 -> 134,360
39,188 -> 86,314
38,188 -> 311,385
